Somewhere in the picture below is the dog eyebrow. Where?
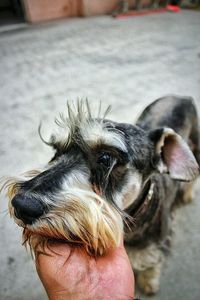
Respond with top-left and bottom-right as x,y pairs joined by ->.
80,121 -> 127,152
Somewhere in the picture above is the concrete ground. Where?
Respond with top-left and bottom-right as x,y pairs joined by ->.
0,10 -> 200,300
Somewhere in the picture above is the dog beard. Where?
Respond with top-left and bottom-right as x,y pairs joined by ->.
4,179 -> 123,257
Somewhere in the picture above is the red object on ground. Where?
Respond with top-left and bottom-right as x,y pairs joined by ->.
166,5 -> 180,12
114,5 -> 180,19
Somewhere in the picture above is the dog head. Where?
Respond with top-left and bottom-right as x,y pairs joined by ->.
3,101 -> 199,256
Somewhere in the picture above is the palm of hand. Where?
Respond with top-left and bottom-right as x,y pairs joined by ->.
36,242 -> 134,300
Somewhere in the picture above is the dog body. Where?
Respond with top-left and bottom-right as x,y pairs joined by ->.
4,95 -> 200,295
125,95 -> 200,294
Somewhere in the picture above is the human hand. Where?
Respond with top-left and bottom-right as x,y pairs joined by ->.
36,241 -> 135,300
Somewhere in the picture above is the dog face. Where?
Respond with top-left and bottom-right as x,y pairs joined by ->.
5,102 -> 199,256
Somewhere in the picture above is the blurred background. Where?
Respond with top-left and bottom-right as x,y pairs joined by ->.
0,1 -> 200,299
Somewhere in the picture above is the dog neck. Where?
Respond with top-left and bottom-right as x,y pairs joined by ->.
124,178 -> 162,246
125,179 -> 154,216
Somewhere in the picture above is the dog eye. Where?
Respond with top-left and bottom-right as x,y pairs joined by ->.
97,152 -> 113,167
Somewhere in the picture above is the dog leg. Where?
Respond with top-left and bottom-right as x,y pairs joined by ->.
126,243 -> 163,295
182,181 -> 195,204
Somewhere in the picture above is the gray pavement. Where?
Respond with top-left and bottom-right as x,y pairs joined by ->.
0,10 -> 200,300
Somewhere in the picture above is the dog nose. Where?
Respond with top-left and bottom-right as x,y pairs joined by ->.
12,194 -> 45,225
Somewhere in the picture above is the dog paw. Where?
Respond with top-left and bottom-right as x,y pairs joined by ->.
137,267 -> 160,295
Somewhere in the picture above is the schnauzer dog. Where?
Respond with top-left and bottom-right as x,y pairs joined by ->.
3,95 -> 200,295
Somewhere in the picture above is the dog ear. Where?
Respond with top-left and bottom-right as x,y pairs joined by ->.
149,128 -> 199,181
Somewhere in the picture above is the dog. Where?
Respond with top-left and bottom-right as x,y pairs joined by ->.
3,95 -> 200,295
